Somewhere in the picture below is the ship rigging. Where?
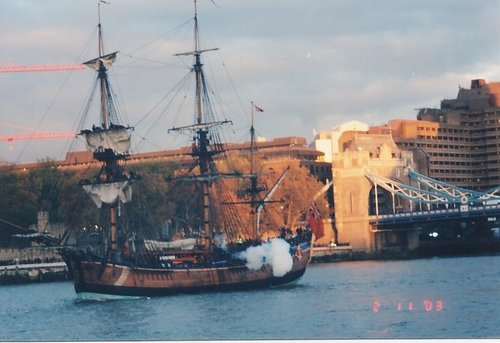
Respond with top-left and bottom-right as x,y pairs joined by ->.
59,0 -> 314,298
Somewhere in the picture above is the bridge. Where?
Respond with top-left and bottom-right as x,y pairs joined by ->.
370,204 -> 500,227
331,146 -> 500,253
366,169 -> 500,226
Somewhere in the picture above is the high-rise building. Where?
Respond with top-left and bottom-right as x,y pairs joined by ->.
370,79 -> 500,191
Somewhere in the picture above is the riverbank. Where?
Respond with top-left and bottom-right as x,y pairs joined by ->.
310,237 -> 500,263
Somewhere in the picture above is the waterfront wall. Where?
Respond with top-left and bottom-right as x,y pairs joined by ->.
0,247 -> 62,265
0,247 -> 67,285
0,262 -> 68,285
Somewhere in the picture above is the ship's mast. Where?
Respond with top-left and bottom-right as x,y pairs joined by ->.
98,1 -> 108,129
194,0 -> 203,125
101,4 -> 118,255
250,102 -> 258,237
97,2 -> 115,253
170,0 -> 229,250
80,2 -> 134,259
194,0 -> 210,249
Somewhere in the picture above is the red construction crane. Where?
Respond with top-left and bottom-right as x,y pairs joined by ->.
0,122 -> 76,142
0,62 -> 85,73
0,63 -> 83,140
0,131 -> 77,142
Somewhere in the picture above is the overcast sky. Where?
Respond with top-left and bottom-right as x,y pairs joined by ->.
2,0 -> 500,163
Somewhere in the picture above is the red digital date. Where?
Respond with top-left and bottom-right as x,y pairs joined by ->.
373,300 -> 443,312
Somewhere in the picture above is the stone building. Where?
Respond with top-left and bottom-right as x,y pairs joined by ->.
331,132 -> 418,253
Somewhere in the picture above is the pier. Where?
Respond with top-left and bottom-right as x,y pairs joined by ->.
0,262 -> 68,284
0,247 -> 68,284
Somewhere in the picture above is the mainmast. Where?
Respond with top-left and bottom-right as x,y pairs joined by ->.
194,0 -> 203,125
169,0 -> 229,251
98,1 -> 108,128
168,1 -> 291,247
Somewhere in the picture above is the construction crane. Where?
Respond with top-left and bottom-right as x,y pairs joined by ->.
0,131 -> 77,142
0,62 -> 85,73
0,62 -> 84,141
0,122 -> 76,142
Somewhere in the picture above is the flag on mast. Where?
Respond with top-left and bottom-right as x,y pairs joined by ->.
254,104 -> 264,112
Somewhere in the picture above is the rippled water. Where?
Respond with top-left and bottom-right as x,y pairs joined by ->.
1,255 -> 499,340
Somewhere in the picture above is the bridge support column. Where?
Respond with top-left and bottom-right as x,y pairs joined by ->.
332,164 -> 375,252
332,148 -> 414,253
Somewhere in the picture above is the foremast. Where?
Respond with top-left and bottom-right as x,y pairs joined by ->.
79,2 -> 134,258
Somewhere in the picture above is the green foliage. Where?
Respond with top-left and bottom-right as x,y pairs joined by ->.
0,161 -> 94,229
0,166 -> 39,228
122,161 -> 178,239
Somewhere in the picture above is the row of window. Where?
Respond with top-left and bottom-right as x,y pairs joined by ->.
416,135 -> 500,142
430,169 -> 472,174
430,168 -> 499,175
418,143 -> 469,150
417,126 -> 438,132
438,128 -> 467,134
428,175 -> 488,183
432,152 -> 472,158
399,141 -> 500,153
461,113 -> 500,120
430,161 -> 474,166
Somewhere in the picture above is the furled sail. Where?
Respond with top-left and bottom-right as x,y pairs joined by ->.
82,180 -> 132,208
83,51 -> 117,71
82,127 -> 131,154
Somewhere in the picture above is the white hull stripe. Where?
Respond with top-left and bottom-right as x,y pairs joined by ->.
114,267 -> 130,286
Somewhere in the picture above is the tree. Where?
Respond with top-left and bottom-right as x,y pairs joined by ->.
122,161 -> 181,240
0,165 -> 39,229
258,164 -> 328,235
0,153 -> 329,244
57,168 -> 100,232
217,152 -> 329,238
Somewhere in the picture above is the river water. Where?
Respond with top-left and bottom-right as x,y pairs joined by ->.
1,255 -> 499,340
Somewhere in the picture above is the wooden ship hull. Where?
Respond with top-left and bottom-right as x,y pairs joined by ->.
60,242 -> 311,298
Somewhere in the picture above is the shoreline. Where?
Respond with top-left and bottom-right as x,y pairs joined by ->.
1,239 -> 499,285
311,238 -> 500,263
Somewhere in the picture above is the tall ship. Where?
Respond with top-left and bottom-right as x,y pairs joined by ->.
59,1 -> 317,299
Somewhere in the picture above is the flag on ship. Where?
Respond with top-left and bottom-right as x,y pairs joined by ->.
307,201 -> 325,240
254,104 -> 264,112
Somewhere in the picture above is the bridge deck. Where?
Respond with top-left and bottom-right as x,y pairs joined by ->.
369,204 -> 500,225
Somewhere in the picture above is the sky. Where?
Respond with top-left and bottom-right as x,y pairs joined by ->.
2,0 -> 500,163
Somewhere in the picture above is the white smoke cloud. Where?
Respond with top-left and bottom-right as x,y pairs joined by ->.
239,238 -> 293,277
